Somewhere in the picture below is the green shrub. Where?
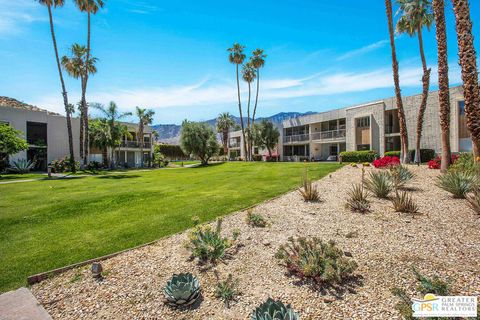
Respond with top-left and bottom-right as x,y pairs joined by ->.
186,219 -> 233,262
466,187 -> 480,216
252,154 -> 262,161
163,273 -> 201,307
436,171 -> 477,198
384,151 -> 401,158
50,156 -> 80,173
251,298 -> 299,320
391,191 -> 419,213
408,149 -> 436,163
275,237 -> 357,284
246,209 -> 267,227
298,167 -> 320,202
389,165 -> 414,189
340,150 -> 377,163
449,152 -> 475,173
215,274 -> 239,308
345,183 -> 371,213
364,170 -> 393,198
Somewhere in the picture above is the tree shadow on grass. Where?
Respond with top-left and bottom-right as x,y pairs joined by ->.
190,162 -> 226,169
97,175 -> 141,179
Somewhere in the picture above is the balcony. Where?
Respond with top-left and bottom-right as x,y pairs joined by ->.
385,125 -> 399,134
283,133 -> 310,144
120,141 -> 152,148
310,129 -> 346,141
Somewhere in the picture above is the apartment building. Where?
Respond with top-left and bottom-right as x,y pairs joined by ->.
229,86 -> 468,161
0,97 -> 154,170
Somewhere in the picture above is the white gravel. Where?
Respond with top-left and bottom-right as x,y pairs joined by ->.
31,165 -> 480,319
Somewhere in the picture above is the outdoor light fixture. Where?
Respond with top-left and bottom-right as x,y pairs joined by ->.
91,262 -> 103,279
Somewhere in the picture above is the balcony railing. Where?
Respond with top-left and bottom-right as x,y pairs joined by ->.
120,141 -> 151,148
283,129 -> 346,144
385,125 -> 399,134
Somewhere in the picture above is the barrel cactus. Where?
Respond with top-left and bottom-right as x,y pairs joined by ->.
251,298 -> 300,320
163,273 -> 201,307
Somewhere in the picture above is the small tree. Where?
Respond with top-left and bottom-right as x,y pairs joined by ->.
0,124 -> 29,168
253,120 -> 280,158
180,120 -> 219,165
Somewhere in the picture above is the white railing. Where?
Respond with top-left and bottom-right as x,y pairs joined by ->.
283,133 -> 310,143
283,129 -> 346,144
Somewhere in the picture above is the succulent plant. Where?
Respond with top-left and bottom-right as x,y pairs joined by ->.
163,273 -> 201,307
251,298 -> 300,320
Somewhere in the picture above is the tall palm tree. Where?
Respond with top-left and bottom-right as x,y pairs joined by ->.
228,43 -> 247,161
61,43 -> 98,164
92,101 -> 132,167
74,0 -> 105,165
452,0 -> 480,159
396,0 -> 434,164
89,118 -> 111,167
386,0 -> 410,163
216,112 -> 235,155
36,0 -> 76,171
250,49 -> 267,126
242,62 -> 256,160
433,0 -> 452,171
135,107 -> 155,167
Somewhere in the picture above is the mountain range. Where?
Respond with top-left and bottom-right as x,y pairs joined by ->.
151,111 -> 315,144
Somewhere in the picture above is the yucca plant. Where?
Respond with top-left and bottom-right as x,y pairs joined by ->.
389,165 -> 414,189
215,274 -> 240,308
298,167 -> 320,202
391,191 -> 419,214
466,187 -> 480,216
186,219 -> 232,262
9,159 -> 35,174
163,273 -> 201,307
436,171 -> 477,198
345,183 -> 371,213
251,298 -> 299,320
364,170 -> 393,198
275,237 -> 357,285
246,209 -> 267,227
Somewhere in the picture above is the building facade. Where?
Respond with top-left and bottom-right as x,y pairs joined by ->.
0,97 -> 154,170
229,86 -> 468,161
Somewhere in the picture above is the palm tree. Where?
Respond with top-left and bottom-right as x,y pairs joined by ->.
396,0 -> 433,164
89,118 -> 111,167
386,0 -> 410,163
242,62 -> 257,160
92,101 -> 132,167
452,0 -> 480,159
254,120 -> 280,159
135,107 -> 155,167
61,43 -> 98,164
216,112 -> 235,156
433,0 -> 452,171
74,0 -> 105,165
228,43 -> 247,161
250,49 -> 267,126
36,0 -> 76,172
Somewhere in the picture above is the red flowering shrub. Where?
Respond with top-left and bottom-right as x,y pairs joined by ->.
373,156 -> 400,168
428,154 -> 459,169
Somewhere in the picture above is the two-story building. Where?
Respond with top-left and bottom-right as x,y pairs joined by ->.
0,97 -> 154,170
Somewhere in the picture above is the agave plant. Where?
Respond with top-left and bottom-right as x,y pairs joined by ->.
466,187 -> 480,215
389,165 -> 414,189
391,191 -> 419,214
436,171 -> 477,198
9,159 -> 35,174
163,273 -> 201,307
186,219 -> 232,262
298,167 -> 320,202
251,298 -> 299,320
345,183 -> 371,213
364,170 -> 393,198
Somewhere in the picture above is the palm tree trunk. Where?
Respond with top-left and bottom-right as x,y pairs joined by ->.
82,12 -> 92,165
223,128 -> 228,155
251,69 -> 260,162
247,82 -> 252,161
47,5 -> 76,172
79,103 -> 84,160
452,0 -> 480,159
433,0 -> 452,172
236,64 -> 247,161
102,147 -> 108,167
415,27 -> 431,164
386,0 -> 409,163
139,125 -> 144,168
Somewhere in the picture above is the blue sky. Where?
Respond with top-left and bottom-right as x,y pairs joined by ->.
0,0 -> 479,124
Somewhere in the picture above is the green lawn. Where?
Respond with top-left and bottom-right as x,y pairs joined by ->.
0,162 -> 341,292
0,173 -> 47,181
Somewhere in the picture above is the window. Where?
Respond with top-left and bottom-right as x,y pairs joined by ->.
459,101 -> 465,115
284,125 -> 309,136
356,116 -> 370,128
357,144 -> 370,151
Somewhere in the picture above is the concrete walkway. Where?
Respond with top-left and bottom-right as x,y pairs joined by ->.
0,288 -> 52,320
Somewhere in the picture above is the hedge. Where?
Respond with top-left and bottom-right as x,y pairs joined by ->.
339,150 -> 377,163
384,149 -> 435,163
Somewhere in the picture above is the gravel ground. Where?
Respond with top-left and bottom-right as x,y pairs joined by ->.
31,165 -> 480,319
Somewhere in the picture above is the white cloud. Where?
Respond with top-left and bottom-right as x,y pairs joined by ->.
336,40 -> 389,61
0,0 -> 46,36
